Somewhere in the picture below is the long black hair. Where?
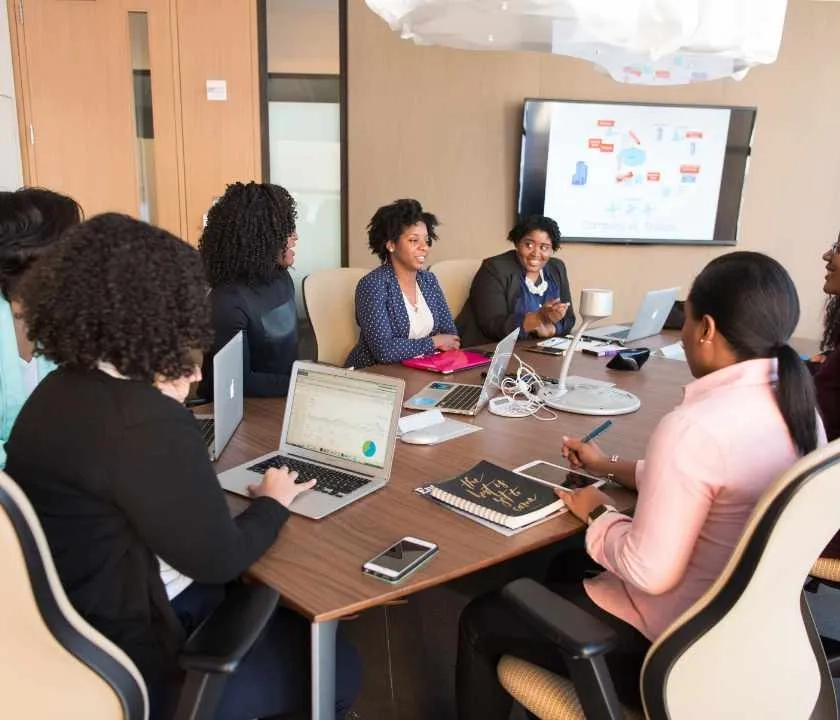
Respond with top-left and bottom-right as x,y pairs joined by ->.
688,251 -> 817,456
0,187 -> 82,299
199,182 -> 297,288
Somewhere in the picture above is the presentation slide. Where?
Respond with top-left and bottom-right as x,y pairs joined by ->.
543,103 -> 731,242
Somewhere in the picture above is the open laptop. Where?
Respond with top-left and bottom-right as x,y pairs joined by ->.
193,331 -> 244,461
403,328 -> 518,416
583,287 -> 679,343
217,362 -> 405,519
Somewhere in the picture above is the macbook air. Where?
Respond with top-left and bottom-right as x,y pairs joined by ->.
216,362 -> 405,520
403,328 -> 518,416
193,331 -> 243,461
584,287 -> 679,343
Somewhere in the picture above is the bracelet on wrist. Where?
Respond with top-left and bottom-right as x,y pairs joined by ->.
605,454 -> 620,481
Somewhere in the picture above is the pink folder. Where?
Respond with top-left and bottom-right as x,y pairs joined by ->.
401,349 -> 491,374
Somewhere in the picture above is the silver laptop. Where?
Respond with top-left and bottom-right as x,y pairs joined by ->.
217,362 -> 405,520
193,331 -> 244,462
403,328 -> 518,415
584,287 -> 679,343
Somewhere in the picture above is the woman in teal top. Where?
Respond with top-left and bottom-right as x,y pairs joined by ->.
0,187 -> 82,467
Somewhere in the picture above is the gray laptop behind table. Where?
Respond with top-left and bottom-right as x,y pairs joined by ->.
217,361 -> 405,520
194,331 -> 243,462
403,328 -> 518,415
584,287 -> 679,342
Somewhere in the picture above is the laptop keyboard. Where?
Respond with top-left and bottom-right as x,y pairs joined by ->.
195,417 -> 214,446
247,455 -> 370,497
439,384 -> 483,411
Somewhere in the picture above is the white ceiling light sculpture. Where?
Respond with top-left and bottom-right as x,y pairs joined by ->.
365,0 -> 788,84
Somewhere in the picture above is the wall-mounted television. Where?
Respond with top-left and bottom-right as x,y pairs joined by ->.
517,99 -> 756,246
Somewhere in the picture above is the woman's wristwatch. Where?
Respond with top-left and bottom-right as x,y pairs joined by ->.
587,504 -> 618,526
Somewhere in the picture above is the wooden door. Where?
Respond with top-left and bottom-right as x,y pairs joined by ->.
9,0 -> 183,234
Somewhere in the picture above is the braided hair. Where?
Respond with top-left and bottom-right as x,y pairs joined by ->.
199,182 -> 297,288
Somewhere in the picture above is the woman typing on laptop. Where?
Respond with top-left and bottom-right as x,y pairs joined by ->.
5,215 -> 360,719
456,252 -> 824,718
456,215 -> 575,346
345,198 -> 460,368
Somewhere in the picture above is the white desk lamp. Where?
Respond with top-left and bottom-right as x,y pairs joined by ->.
539,288 -> 641,416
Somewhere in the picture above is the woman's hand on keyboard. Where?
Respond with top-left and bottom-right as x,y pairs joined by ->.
248,466 -> 317,508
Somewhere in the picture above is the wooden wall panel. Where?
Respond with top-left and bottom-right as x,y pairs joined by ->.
175,0 -> 261,244
347,0 -> 840,339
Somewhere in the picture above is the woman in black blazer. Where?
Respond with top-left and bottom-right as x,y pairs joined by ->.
456,216 -> 575,347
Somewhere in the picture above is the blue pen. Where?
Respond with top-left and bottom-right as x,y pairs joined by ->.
580,419 -> 612,444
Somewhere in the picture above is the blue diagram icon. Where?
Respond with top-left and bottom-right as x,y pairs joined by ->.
571,161 -> 588,186
619,147 -> 646,167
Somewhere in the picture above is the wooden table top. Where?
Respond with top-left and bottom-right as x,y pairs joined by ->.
216,335 -> 695,622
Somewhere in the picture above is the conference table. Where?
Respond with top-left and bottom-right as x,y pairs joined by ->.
215,335 -> 697,719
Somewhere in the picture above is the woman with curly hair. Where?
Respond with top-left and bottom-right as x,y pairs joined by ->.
5,214 -> 360,719
812,231 -> 840,559
198,181 -> 300,398
345,198 -> 459,368
456,215 -> 575,347
0,186 -> 82,468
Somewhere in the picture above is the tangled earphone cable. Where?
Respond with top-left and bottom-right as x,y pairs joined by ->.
495,354 -> 558,421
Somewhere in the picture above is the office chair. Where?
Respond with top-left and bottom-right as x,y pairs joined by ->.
807,556 -> 840,677
0,470 -> 279,719
303,267 -> 368,365
496,440 -> 840,719
429,258 -> 481,318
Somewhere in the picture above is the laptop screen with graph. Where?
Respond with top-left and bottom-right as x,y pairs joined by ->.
284,368 -> 397,470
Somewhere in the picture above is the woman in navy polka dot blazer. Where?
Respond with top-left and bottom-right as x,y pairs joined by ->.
345,199 -> 460,368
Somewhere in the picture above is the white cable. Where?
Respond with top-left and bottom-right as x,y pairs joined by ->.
491,353 -> 558,421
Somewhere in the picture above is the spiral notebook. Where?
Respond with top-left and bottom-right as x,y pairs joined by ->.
421,460 -> 566,530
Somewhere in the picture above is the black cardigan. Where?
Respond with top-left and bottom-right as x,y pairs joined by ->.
6,367 -> 287,690
199,272 -> 299,399
456,250 -> 575,347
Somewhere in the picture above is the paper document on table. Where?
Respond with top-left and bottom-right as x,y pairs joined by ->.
656,342 -> 687,361
537,337 -> 622,354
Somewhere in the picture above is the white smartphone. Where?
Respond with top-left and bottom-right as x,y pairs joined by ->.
362,536 -> 438,583
513,460 -> 606,490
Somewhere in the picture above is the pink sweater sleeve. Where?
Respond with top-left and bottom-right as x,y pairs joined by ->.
586,413 -> 720,595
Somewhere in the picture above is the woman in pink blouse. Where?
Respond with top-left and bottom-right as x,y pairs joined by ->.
456,252 -> 823,718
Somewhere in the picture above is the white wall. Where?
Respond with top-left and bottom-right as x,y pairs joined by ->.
0,1 -> 22,191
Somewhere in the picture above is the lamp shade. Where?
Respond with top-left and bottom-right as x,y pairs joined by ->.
364,0 -> 787,84
579,288 -> 613,320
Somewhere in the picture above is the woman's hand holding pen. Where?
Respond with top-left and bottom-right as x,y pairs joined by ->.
562,435 -> 608,474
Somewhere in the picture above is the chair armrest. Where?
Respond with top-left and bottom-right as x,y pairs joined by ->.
184,397 -> 209,408
501,578 -> 617,660
179,581 -> 279,674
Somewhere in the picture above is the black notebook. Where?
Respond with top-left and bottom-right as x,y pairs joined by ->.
427,460 -> 566,530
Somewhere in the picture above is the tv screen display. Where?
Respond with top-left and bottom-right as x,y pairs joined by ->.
517,99 -> 756,246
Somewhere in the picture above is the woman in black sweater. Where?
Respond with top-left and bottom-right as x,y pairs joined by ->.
5,214 -> 359,719
198,182 -> 300,398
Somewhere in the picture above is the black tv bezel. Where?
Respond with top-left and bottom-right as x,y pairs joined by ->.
516,97 -> 757,247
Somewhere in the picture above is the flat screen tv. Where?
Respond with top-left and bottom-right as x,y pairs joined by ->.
517,99 -> 756,246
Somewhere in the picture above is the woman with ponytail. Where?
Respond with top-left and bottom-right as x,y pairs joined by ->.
456,252 -> 824,719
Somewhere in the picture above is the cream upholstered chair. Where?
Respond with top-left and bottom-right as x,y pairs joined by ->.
497,439 -> 840,719
303,267 -> 367,365
0,470 -> 279,719
429,258 -> 481,318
